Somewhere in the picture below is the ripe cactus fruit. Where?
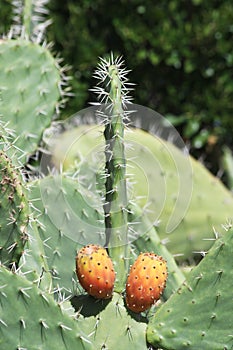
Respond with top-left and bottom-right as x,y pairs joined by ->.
76,244 -> 116,299
126,252 -> 168,313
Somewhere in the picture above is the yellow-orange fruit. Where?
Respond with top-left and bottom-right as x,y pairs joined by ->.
76,244 -> 116,299
126,252 -> 167,313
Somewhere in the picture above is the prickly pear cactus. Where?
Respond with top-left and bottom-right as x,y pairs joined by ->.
147,224 -> 233,349
10,0 -> 52,40
124,128 -> 233,261
221,145 -> 233,191
2,2 -> 232,347
0,119 -> 23,161
25,171 -> 154,349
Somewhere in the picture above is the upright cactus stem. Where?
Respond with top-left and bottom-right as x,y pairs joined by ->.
22,0 -> 33,37
11,0 -> 51,41
104,64 -> 128,247
92,56 -> 132,291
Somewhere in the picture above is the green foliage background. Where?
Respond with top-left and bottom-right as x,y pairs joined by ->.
1,0 -> 233,169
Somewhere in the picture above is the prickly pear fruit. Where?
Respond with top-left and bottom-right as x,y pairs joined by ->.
76,244 -> 116,299
126,252 -> 168,313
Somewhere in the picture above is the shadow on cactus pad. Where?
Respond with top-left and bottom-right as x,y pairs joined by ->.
74,293 -> 148,349
71,294 -> 112,317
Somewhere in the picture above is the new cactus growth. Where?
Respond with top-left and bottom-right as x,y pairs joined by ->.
126,252 -> 167,313
92,56 -> 132,291
76,244 -> 116,299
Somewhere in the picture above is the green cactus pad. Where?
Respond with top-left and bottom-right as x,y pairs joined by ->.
0,265 -> 93,350
0,150 -> 28,265
0,39 -> 61,163
72,293 -> 148,350
28,174 -> 104,294
147,226 -> 233,349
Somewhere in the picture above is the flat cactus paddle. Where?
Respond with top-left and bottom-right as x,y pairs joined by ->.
147,225 -> 233,349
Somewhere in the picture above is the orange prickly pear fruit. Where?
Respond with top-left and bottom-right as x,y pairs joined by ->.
76,244 -> 116,299
125,252 -> 168,313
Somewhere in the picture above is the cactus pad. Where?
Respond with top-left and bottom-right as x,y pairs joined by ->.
28,174 -> 105,294
0,39 -> 61,163
0,265 -> 93,350
147,225 -> 233,349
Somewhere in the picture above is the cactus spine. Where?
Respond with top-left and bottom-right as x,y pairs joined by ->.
12,0 -> 51,41
92,56 -> 131,291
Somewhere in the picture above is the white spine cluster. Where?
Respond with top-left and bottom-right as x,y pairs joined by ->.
90,54 -> 135,125
10,0 -> 51,43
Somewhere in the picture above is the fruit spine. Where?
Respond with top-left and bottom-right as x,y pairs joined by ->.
76,244 -> 116,299
92,55 -> 133,291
